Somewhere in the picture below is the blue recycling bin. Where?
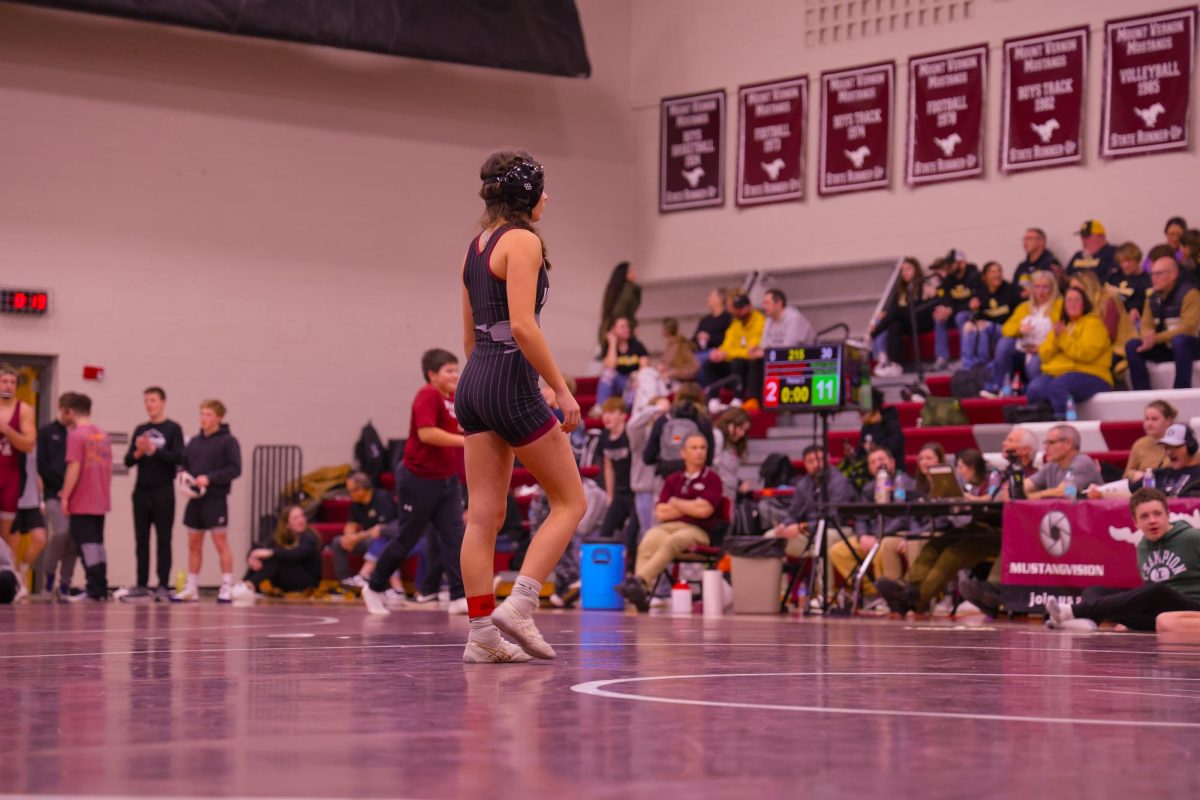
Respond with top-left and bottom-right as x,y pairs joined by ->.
580,539 -> 626,610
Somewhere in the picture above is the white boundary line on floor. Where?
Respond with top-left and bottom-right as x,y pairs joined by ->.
0,612 -> 341,637
570,671 -> 1200,728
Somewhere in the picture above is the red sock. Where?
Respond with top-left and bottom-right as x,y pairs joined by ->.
467,594 -> 496,619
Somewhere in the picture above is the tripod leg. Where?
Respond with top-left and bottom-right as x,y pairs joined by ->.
803,519 -> 826,616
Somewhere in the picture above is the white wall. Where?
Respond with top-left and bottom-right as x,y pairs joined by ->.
630,0 -> 1198,282
0,2 -> 634,586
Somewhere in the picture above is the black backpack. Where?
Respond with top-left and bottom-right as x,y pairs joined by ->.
950,364 -> 991,398
759,453 -> 795,488
354,421 -> 386,484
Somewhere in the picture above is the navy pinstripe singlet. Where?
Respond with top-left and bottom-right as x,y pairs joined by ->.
454,225 -> 557,447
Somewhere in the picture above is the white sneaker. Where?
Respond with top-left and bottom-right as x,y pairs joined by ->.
361,585 -> 390,616
448,597 -> 468,615
383,588 -> 409,609
414,592 -> 438,604
13,581 -> 29,604
341,575 -> 368,590
954,600 -> 982,616
549,593 -> 566,608
170,586 -> 200,603
491,600 -> 555,659
932,595 -> 954,616
463,636 -> 534,663
230,582 -> 257,605
217,583 -> 233,604
874,361 -> 904,377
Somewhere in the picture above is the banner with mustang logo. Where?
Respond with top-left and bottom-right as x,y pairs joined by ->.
737,76 -> 807,207
660,89 -> 725,212
1001,27 -> 1088,173
907,44 -> 988,185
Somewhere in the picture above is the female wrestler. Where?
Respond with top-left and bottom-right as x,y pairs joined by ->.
454,150 -> 585,663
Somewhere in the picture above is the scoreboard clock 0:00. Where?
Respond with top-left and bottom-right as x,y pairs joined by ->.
761,345 -> 843,411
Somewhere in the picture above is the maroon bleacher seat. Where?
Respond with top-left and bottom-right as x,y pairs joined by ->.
892,397 -> 1026,427
1100,421 -> 1145,451
318,498 -> 351,524
575,376 -> 599,395
925,375 -> 953,397
1089,449 -> 1130,470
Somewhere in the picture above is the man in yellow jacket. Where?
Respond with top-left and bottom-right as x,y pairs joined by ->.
1126,256 -> 1200,390
702,294 -> 764,397
1026,286 -> 1113,419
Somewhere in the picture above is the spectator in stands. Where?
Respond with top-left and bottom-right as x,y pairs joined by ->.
1067,220 -> 1118,283
1124,400 -> 1175,481
955,448 -> 989,496
657,318 -> 699,383
982,270 -> 1061,396
931,250 -> 980,371
597,261 -> 640,353
1108,243 -> 1151,317
712,408 -> 752,503
692,288 -> 733,378
1182,229 -> 1200,275
1024,424 -> 1101,499
1070,271 -> 1133,376
596,398 -> 636,539
856,387 -> 904,467
765,444 -> 857,560
37,392 -> 78,599
703,293 -> 765,396
829,445 -> 919,596
870,258 -> 935,377
616,433 -> 723,613
1126,255 -> 1200,390
627,395 -> 670,564
643,383 -> 714,477
748,289 -> 816,398
1092,423 -> 1200,499
961,261 -> 1018,370
1142,216 -> 1190,273
595,317 -> 649,408
331,472 -> 398,590
231,505 -> 321,601
994,426 -> 1039,501
1013,227 -> 1060,298
1046,488 -> 1200,631
1026,286 -> 1114,419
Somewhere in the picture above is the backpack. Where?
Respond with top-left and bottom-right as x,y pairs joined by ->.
920,396 -> 969,427
354,421 -> 386,484
1002,402 -> 1055,424
577,478 -> 610,536
730,496 -> 761,536
656,413 -> 701,476
759,453 -> 795,488
950,364 -> 991,398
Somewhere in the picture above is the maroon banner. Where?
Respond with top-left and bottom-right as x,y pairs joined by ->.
737,76 -> 807,207
660,89 -> 725,212
1101,6 -> 1197,159
906,44 -> 988,185
1001,27 -> 1088,173
817,61 -> 894,196
1001,498 -> 1200,589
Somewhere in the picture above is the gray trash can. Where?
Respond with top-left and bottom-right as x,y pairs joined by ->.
727,536 -> 787,614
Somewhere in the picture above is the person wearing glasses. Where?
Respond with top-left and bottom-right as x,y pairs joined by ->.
1024,424 -> 1101,499
1126,256 -> 1200,390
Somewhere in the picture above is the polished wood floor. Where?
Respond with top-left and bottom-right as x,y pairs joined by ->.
2,602 -> 1199,798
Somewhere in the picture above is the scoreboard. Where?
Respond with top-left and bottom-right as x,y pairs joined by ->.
762,345 -> 842,411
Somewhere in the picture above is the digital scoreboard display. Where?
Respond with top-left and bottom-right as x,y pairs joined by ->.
761,343 -> 872,412
0,288 -> 49,316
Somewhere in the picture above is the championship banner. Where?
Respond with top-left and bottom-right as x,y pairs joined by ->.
1000,27 -> 1088,173
737,76 -> 807,207
817,61 -> 894,196
906,44 -> 988,185
1101,6 -> 1197,159
660,89 -> 725,212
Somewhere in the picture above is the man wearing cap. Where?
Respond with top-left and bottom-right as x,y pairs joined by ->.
1066,220 -> 1118,283
1090,423 -> 1200,499
930,250 -> 980,371
702,293 -> 764,397
1125,255 -> 1200,390
1013,227 -> 1061,298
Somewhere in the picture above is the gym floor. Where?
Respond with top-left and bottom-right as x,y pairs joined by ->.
3,604 -> 1199,798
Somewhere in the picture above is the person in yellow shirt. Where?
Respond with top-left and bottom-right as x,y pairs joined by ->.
1026,286 -> 1114,419
702,294 -> 764,398
982,270 -> 1062,396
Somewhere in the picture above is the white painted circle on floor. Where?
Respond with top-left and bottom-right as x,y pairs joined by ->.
571,671 -> 1200,728
267,633 -> 316,639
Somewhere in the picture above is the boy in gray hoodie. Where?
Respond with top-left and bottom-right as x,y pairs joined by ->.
1046,487 -> 1200,631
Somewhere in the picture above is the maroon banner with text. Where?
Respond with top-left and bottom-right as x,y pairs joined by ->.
660,89 -> 725,212
1001,498 -> 1200,589
818,61 -> 894,196
906,44 -> 988,185
1102,6 -> 1197,159
737,76 -> 807,207
1001,27 -> 1088,173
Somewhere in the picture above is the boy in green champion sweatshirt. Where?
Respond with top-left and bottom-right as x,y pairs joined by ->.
1045,487 -> 1200,632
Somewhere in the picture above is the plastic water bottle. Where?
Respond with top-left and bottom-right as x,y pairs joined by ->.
671,580 -> 692,615
894,483 -> 907,502
987,469 -> 1002,498
1065,396 -> 1077,422
1010,373 -> 1022,396
874,468 -> 892,503
1144,468 -> 1156,489
175,570 -> 186,594
1064,468 -> 1077,501
1000,380 -> 1013,398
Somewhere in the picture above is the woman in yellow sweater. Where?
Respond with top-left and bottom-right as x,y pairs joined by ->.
1026,286 -> 1114,419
